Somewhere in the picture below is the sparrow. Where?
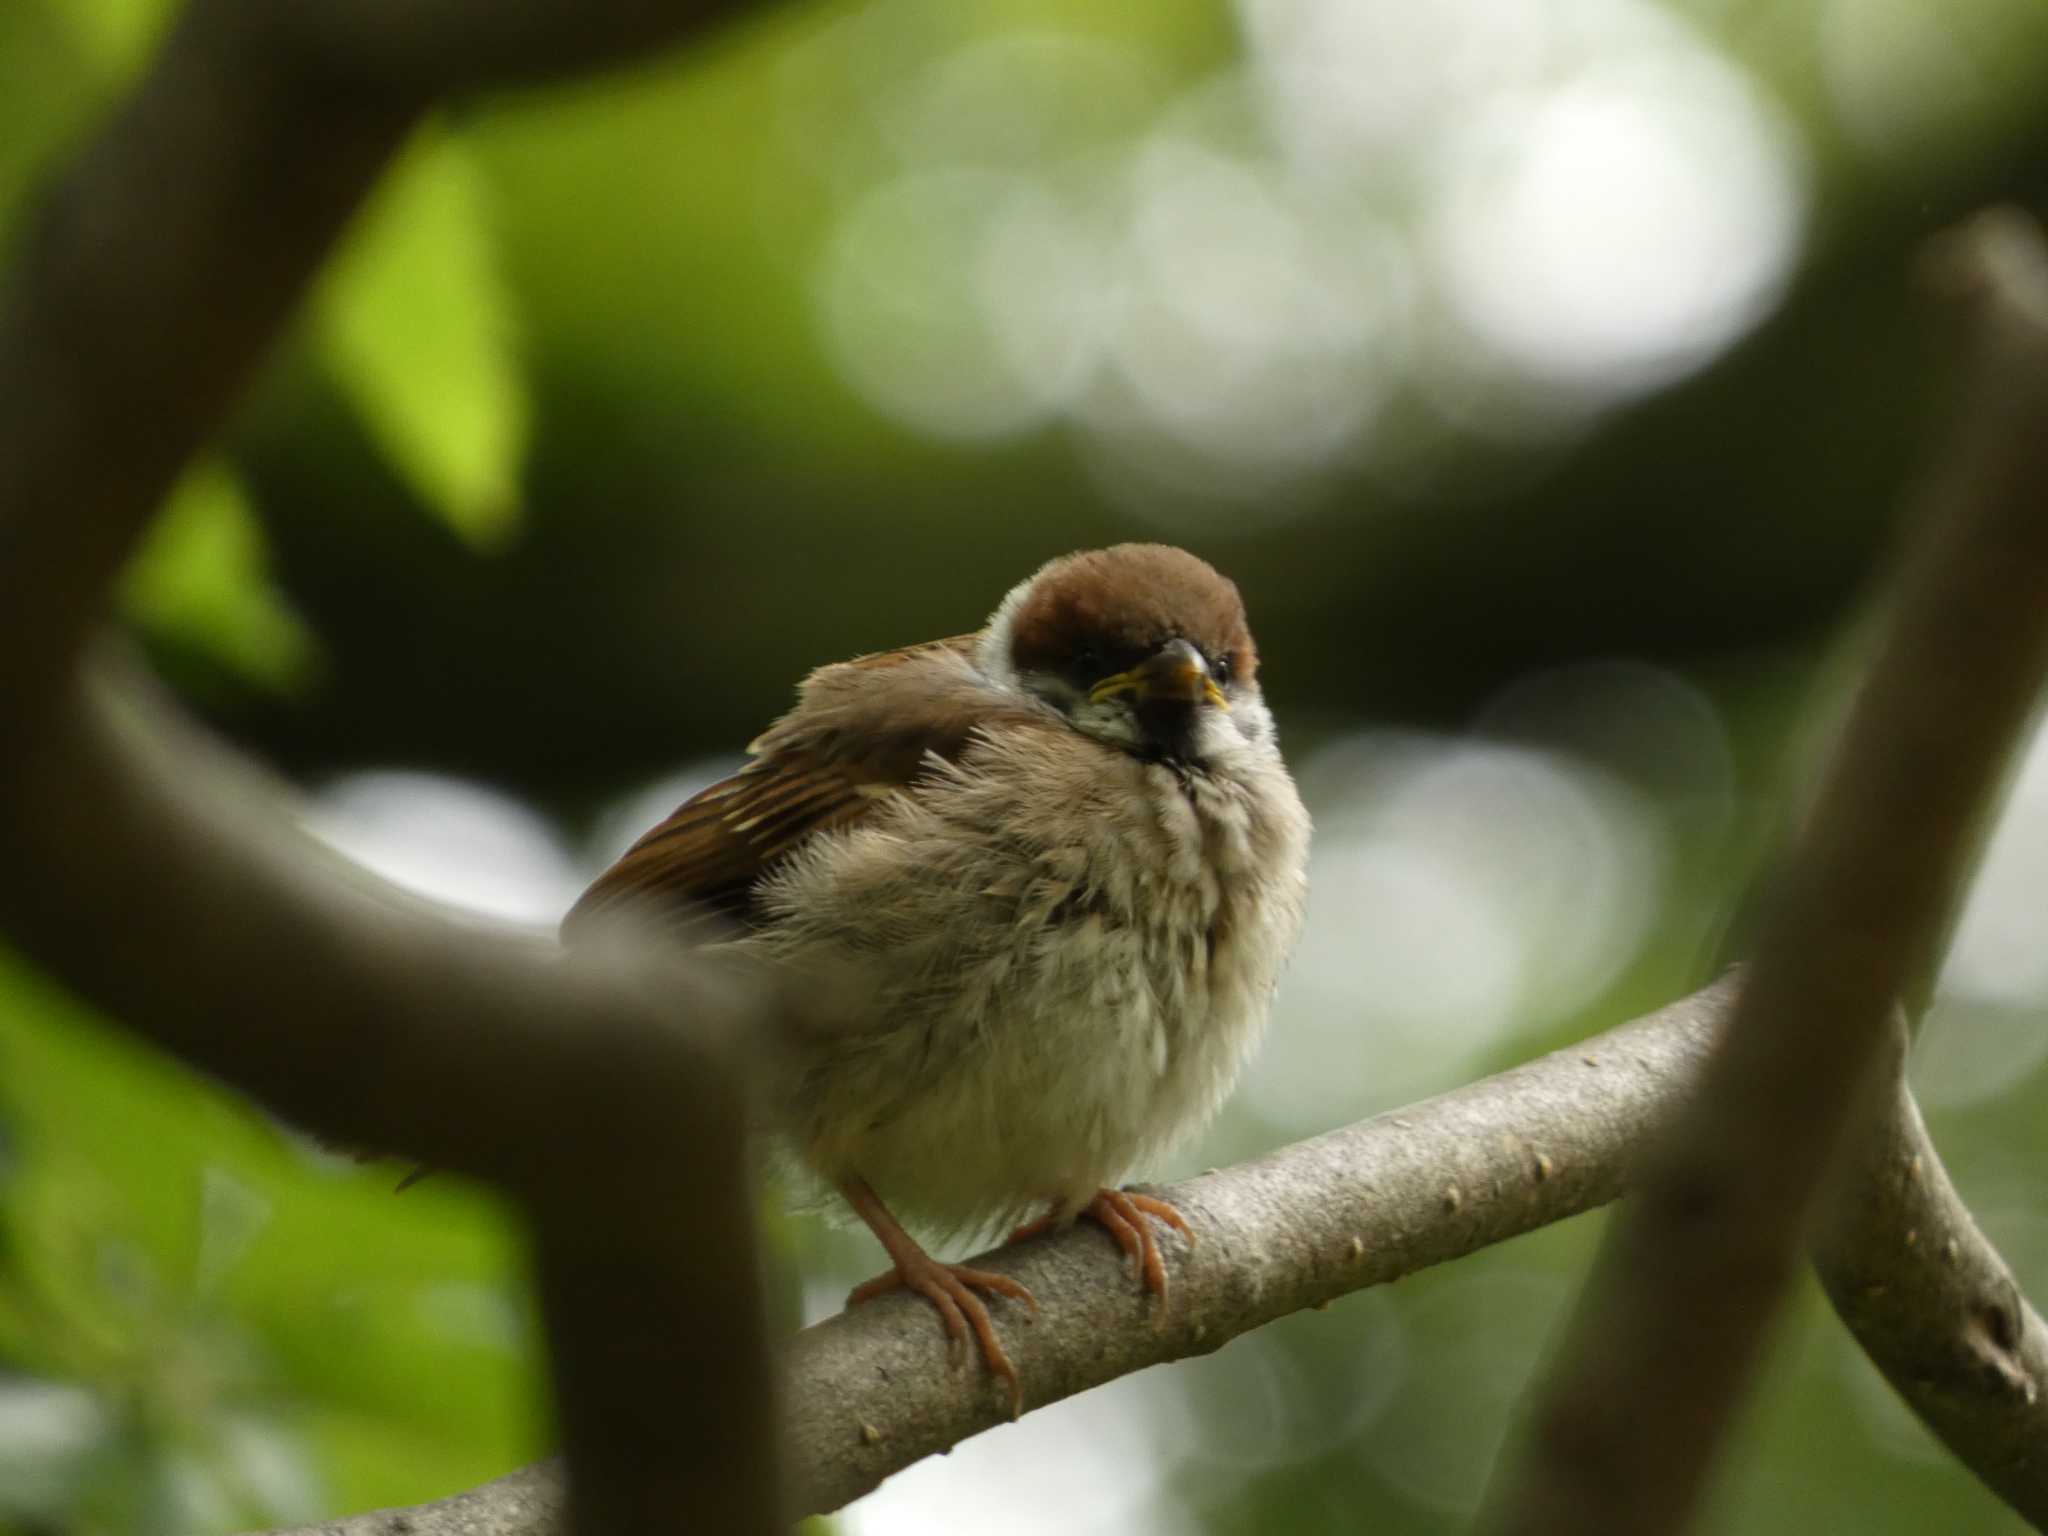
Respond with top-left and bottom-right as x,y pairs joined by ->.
563,544 -> 1310,1412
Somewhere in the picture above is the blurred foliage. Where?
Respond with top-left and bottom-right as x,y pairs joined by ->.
10,0 -> 535,694
0,951 -> 545,1530
311,128 -> 528,549
120,461 -> 317,696
5,0 -> 2048,1529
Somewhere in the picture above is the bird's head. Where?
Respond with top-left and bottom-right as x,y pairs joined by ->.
978,544 -> 1268,765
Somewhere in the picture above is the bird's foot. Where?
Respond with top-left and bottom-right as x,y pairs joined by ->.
847,1255 -> 1037,1416
1009,1187 -> 1195,1322
840,1176 -> 1037,1416
1085,1188 -> 1193,1321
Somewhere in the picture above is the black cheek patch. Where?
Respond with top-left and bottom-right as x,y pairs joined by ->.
1132,694 -> 1204,765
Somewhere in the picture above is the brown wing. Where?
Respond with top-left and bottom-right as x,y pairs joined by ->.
561,634 -> 1004,940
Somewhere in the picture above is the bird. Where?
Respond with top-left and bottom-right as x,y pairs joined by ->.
563,543 -> 1310,1412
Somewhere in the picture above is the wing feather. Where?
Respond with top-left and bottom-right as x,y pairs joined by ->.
560,633 -> 1024,940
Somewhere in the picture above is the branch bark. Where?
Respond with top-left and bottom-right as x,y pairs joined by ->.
254,978 -> 1727,1534
1817,1019 -> 2048,1525
256,971 -> 2048,1533
1484,206 -> 2048,1536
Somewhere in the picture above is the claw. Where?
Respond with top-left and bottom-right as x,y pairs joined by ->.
841,1177 -> 1038,1417
1009,1188 -> 1195,1325
1085,1188 -> 1193,1324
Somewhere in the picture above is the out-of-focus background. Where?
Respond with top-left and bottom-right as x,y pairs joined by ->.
4,0 -> 2048,1529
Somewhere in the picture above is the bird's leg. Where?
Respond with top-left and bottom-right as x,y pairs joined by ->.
840,1176 -> 1038,1417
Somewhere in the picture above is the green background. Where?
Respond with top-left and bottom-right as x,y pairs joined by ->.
3,0 -> 2048,1528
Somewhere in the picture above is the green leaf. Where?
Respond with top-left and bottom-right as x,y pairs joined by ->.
0,8 -> 96,250
315,128 -> 529,548
36,0 -> 176,79
120,459 -> 316,691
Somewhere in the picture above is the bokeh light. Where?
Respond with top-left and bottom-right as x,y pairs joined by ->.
303,770 -> 585,928
818,169 -> 1108,441
842,1370 -> 1185,1536
1818,0 -> 1988,157
1359,1269 -> 1571,1515
1919,717 -> 2048,1109
1423,52 -> 1804,408
586,758 -> 747,869
1245,724 -> 1671,1126
0,1380 -> 107,1515
1170,1290 -> 1409,1474
801,0 -> 1807,511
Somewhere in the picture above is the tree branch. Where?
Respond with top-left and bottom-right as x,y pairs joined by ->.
0,0 -> 418,727
257,968 -> 2048,1532
0,0 -> 797,1530
260,1464 -> 568,1536
279,979 -> 1733,1530
1805,213 -> 2048,1530
782,978 -> 1740,1517
10,0 -> 2048,1528
1816,1017 -> 2048,1527
1484,206 -> 2048,1536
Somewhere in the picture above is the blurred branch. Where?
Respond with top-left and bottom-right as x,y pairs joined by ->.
1485,207 -> 2048,1536
0,0 -> 792,1530
1808,213 -> 2048,1528
0,0 -> 417,724
261,1464 -> 568,1536
1817,1018 -> 2048,1527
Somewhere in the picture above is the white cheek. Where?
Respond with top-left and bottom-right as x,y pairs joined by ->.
1197,703 -> 1257,757
974,571 -> 1037,694
1230,694 -> 1275,745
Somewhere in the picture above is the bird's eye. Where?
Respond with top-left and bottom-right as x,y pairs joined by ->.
1072,643 -> 1104,677
1213,650 -> 1234,681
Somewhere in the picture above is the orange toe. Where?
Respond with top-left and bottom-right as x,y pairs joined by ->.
848,1257 -> 1037,1416
839,1176 -> 1039,1416
1084,1188 -> 1193,1320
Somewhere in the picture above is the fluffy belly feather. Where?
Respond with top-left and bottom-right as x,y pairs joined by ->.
749,740 -> 1307,1238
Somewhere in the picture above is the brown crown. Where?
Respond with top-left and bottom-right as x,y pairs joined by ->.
1004,544 -> 1257,687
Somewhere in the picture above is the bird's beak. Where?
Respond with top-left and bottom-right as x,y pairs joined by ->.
1089,638 -> 1229,711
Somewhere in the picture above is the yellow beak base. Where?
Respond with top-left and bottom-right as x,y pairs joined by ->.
1088,641 -> 1227,711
